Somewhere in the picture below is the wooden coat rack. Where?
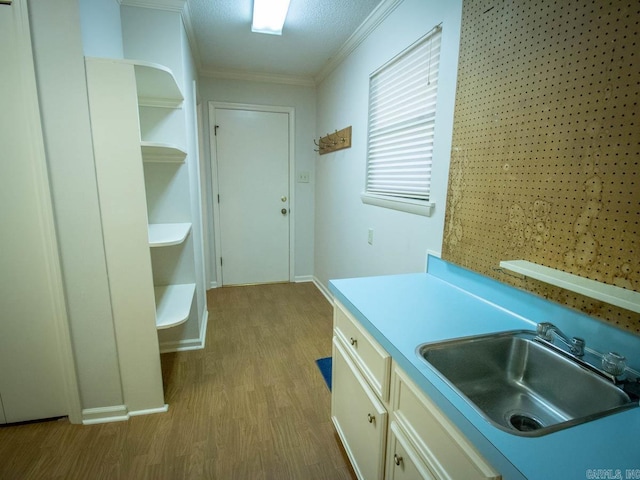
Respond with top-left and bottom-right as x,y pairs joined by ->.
314,126 -> 352,155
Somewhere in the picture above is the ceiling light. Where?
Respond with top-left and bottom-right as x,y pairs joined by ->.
251,0 -> 291,35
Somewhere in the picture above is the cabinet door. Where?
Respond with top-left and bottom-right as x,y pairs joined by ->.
332,338 -> 387,480
386,421 -> 436,480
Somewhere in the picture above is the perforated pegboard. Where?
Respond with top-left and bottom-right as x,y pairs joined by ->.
443,0 -> 640,332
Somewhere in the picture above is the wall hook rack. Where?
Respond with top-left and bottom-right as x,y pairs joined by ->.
314,126 -> 352,155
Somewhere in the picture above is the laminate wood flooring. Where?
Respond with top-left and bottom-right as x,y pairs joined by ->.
0,282 -> 356,480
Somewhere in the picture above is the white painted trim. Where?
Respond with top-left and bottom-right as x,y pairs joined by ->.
159,309 -> 208,353
361,192 -> 434,217
315,0 -> 404,84
313,276 -> 334,305
82,405 -> 129,425
208,102 -> 297,286
120,0 -> 185,11
82,403 -> 169,424
295,275 -> 314,283
199,67 -> 315,87
209,281 -> 218,289
129,404 -> 169,417
13,0 -> 83,424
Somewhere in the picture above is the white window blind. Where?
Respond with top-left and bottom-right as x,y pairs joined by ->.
365,26 -> 442,207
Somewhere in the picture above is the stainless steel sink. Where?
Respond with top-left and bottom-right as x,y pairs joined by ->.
417,330 -> 637,436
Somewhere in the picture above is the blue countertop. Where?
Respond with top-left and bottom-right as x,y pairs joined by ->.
329,256 -> 640,480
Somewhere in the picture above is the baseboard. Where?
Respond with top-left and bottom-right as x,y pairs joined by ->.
128,404 -> 169,417
159,309 -> 208,353
209,281 -> 218,289
82,404 -> 169,425
313,276 -> 334,305
294,275 -> 314,283
81,405 -> 130,425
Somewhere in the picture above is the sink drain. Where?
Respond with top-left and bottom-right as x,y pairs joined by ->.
509,413 -> 544,432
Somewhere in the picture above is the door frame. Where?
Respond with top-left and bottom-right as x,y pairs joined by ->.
2,0 -> 81,423
208,102 -> 296,286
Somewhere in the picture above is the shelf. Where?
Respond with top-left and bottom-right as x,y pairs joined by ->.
148,223 -> 191,247
123,59 -> 184,108
499,260 -> 640,314
154,284 -> 195,329
141,141 -> 187,163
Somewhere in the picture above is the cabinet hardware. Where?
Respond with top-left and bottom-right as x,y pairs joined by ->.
367,413 -> 375,424
350,337 -> 357,346
394,454 -> 403,466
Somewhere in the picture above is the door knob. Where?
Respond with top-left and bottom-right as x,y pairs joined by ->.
281,208 -> 288,215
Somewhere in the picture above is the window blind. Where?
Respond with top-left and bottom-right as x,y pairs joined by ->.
366,27 -> 442,202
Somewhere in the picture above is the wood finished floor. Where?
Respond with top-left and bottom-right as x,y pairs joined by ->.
0,282 -> 356,480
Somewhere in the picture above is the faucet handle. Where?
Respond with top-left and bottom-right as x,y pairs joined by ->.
602,352 -> 626,377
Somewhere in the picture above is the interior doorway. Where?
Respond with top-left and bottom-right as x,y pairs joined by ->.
209,103 -> 295,286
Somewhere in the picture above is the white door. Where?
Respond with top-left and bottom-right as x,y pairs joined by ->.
213,108 -> 290,285
0,0 -> 72,423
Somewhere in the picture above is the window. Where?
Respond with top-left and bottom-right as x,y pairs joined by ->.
362,26 -> 442,216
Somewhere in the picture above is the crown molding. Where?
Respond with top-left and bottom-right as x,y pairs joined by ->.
119,0 -> 185,11
314,0 -> 403,84
199,67 -> 316,87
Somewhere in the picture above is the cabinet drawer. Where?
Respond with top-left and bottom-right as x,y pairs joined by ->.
391,365 -> 500,480
334,300 -> 391,401
332,338 -> 387,480
386,421 -> 436,480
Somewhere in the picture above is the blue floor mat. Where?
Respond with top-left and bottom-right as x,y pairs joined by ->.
315,357 -> 332,391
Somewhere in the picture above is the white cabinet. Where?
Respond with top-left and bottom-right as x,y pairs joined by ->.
332,300 -> 391,480
389,365 -> 500,480
332,300 -> 501,480
333,338 -> 388,480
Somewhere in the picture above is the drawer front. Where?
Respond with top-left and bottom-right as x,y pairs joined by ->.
386,421 -> 436,480
334,300 -> 391,401
391,365 -> 501,480
332,338 -> 387,480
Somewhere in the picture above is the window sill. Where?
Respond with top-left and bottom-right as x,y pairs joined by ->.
360,193 -> 434,217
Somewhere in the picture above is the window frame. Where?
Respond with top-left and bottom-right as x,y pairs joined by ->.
361,25 -> 442,217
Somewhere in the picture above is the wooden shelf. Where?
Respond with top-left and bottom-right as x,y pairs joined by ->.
148,223 -> 191,247
123,59 -> 184,108
141,141 -> 187,163
154,283 -> 195,329
499,260 -> 640,314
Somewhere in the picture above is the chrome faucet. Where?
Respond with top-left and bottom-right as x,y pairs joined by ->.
536,322 -> 586,357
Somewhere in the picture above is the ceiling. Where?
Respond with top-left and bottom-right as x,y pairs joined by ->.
186,0 -> 386,84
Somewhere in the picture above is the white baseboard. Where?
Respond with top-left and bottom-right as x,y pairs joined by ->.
82,405 -> 129,425
129,404 -> 169,417
209,281 -> 218,289
159,309 -> 208,353
294,275 -> 314,283
313,276 -> 334,305
82,403 -> 169,425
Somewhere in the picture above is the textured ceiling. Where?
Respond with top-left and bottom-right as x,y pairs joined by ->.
188,0 -> 383,81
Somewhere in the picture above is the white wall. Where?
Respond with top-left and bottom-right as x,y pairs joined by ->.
198,78 -> 316,284
29,0 -> 124,410
314,0 -> 463,288
78,0 -> 123,58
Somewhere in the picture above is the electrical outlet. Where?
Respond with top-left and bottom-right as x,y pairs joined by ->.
297,171 -> 310,183
368,228 -> 374,245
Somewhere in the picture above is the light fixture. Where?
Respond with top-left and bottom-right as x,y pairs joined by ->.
251,0 -> 291,35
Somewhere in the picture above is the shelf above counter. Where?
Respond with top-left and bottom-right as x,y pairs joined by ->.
141,141 -> 187,163
499,260 -> 640,314
148,223 -> 192,247
126,59 -> 183,108
154,283 -> 196,329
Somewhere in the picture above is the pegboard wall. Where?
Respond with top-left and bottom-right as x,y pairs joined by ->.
442,0 -> 640,332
